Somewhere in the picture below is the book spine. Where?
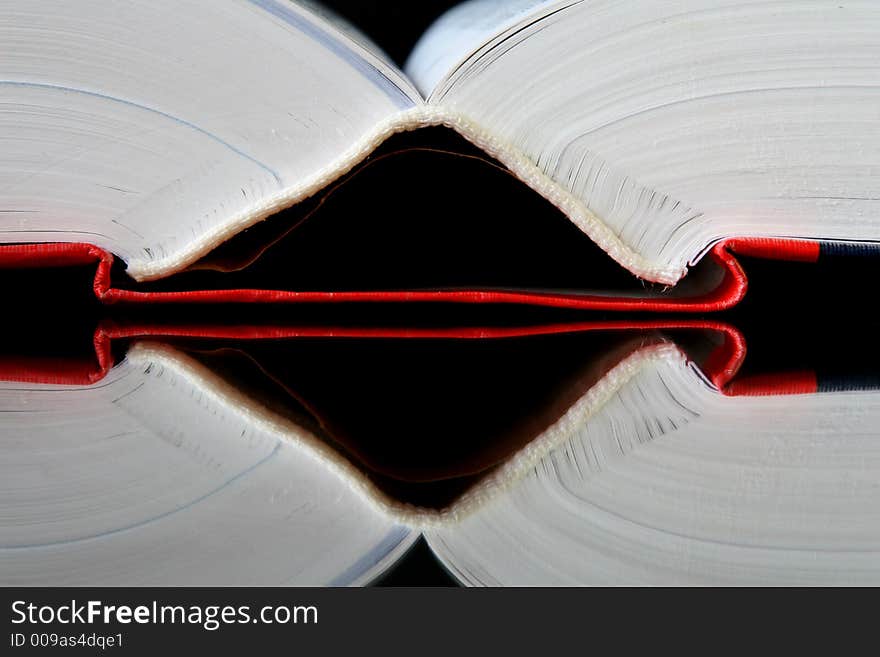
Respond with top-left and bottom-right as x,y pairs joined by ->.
0,237 -> 871,312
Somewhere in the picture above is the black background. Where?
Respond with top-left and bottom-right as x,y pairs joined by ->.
320,1 -> 462,66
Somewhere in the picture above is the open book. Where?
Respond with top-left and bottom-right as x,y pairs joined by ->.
2,0 -> 879,310
3,321 -> 878,584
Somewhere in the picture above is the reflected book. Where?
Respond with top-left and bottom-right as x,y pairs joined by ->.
2,321 -> 879,585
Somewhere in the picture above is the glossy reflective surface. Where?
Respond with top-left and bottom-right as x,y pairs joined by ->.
2,316 -> 878,586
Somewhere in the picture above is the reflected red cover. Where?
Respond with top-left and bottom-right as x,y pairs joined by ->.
0,318 -> 817,397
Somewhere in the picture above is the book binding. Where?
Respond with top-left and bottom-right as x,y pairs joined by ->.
0,237 -> 821,311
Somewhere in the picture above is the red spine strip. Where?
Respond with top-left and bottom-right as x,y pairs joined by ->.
724,371 -> 819,397
95,242 -> 750,311
0,237 -> 820,310
0,242 -> 107,269
725,237 -> 820,263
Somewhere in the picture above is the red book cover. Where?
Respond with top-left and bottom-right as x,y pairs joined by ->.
0,318 -> 821,397
0,237 -> 822,311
